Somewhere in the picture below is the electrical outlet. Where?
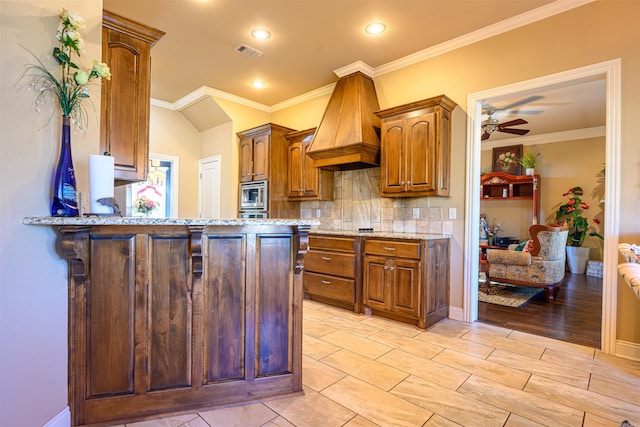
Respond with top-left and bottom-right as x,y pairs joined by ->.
413,208 -> 420,219
449,207 -> 457,220
316,209 -> 321,218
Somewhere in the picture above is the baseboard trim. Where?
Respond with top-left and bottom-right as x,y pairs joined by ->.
615,339 -> 640,362
44,406 -> 70,427
448,306 -> 464,321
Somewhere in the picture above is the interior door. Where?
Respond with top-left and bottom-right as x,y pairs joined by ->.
199,155 -> 221,218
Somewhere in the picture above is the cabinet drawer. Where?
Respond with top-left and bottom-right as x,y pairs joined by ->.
364,240 -> 421,259
304,272 -> 355,303
309,235 -> 357,253
305,250 -> 356,278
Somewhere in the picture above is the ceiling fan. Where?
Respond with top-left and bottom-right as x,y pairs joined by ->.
481,109 -> 530,141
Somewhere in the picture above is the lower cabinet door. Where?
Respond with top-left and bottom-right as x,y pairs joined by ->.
363,255 -> 388,311
390,258 -> 421,318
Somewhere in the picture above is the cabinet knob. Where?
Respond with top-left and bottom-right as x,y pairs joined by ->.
407,181 -> 411,185
390,266 -> 395,271
322,256 -> 332,261
383,265 -> 388,270
400,181 -> 405,185
321,280 -> 331,285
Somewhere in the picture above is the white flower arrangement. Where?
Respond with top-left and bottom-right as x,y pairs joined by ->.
20,9 -> 111,130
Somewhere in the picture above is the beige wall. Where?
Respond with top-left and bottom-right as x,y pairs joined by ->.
481,138 -> 606,260
149,105 -> 201,217
1,1 -> 103,425
200,122 -> 236,218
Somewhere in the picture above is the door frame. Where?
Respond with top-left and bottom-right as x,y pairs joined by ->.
463,59 -> 621,354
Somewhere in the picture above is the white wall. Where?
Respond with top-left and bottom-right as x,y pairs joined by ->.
1,1 -> 103,426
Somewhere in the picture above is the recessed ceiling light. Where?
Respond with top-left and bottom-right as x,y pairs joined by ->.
251,28 -> 271,40
364,21 -> 386,36
251,80 -> 266,89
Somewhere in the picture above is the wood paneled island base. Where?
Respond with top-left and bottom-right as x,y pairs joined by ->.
24,218 -> 311,426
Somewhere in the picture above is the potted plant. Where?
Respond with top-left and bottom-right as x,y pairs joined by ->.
518,152 -> 539,176
555,186 -> 604,273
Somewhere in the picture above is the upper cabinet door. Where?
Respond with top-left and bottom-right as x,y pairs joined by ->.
100,11 -> 164,185
287,142 -> 303,197
252,134 -> 270,181
239,138 -> 254,182
406,113 -> 436,193
380,119 -> 405,194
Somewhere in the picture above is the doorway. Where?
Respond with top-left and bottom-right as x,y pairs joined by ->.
463,60 -> 621,354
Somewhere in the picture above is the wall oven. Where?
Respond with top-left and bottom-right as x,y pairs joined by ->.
239,180 -> 267,211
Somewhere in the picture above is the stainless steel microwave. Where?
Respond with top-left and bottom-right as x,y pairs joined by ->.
240,180 -> 267,211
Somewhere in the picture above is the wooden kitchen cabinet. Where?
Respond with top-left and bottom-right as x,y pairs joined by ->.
56,223 -> 308,426
363,237 -> 449,329
237,123 -> 300,218
375,95 -> 457,197
303,233 -> 362,313
100,11 -> 165,185
286,128 -> 334,201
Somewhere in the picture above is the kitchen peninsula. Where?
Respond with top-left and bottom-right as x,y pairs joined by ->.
23,217 -> 313,426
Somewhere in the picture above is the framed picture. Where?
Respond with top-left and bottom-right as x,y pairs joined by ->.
492,144 -> 523,175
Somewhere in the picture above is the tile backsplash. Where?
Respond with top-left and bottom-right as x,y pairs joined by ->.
300,168 -> 452,234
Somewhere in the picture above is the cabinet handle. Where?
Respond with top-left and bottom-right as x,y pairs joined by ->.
384,247 -> 396,251
322,256 -> 332,261
322,280 -> 331,284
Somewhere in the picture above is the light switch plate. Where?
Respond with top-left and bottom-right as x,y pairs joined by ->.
413,208 -> 420,219
449,207 -> 457,220
316,209 -> 321,218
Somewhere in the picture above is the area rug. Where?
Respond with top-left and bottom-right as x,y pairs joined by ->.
478,280 -> 544,308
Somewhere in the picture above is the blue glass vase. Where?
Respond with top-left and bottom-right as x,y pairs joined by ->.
51,115 -> 79,216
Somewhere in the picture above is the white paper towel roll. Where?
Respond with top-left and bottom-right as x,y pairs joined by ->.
89,154 -> 115,214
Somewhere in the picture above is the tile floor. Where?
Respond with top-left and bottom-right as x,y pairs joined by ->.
116,300 -> 640,427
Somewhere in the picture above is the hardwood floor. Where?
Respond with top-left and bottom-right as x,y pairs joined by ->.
478,272 -> 602,349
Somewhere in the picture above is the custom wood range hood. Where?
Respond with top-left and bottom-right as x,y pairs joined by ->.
306,68 -> 381,170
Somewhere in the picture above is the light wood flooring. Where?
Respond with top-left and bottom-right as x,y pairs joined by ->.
110,299 -> 639,427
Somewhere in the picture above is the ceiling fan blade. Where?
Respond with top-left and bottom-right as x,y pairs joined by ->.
498,128 -> 530,135
481,132 -> 491,141
499,95 -> 544,110
498,118 -> 528,128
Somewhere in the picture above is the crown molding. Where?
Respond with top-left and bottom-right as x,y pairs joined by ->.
375,0 -> 595,77
270,83 -> 336,112
152,0 -> 595,113
481,125 -> 605,151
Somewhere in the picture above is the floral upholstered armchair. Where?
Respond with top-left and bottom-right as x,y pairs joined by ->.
486,224 -> 569,302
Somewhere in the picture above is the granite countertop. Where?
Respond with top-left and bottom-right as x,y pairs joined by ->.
310,228 -> 452,240
23,216 -> 319,227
